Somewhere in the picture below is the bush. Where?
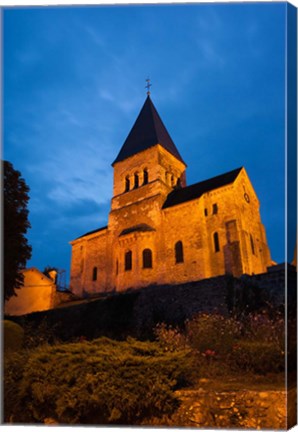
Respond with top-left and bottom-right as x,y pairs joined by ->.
154,323 -> 188,352
3,320 -> 24,352
154,312 -> 285,377
185,313 -> 242,357
242,312 -> 285,351
22,317 -> 60,348
4,337 -> 194,425
4,350 -> 31,423
229,340 -> 285,374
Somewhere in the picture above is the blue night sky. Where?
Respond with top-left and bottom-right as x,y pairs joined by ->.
3,2 -> 289,285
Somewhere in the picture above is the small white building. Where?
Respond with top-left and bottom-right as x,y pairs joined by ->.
4,267 -> 57,316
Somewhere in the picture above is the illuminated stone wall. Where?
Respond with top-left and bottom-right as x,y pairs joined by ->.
4,268 -> 56,316
70,146 -> 272,296
70,229 -> 111,296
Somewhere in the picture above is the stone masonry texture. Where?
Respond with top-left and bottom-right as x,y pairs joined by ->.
70,138 -> 272,296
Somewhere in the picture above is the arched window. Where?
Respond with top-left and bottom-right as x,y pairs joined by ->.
171,174 -> 175,187
143,169 -> 149,185
213,232 -> 220,252
125,250 -> 132,271
175,241 -> 184,263
250,234 -> 255,255
116,259 -> 119,275
212,203 -> 218,215
134,172 -> 139,189
143,248 -> 152,268
125,176 -> 130,192
92,266 -> 97,281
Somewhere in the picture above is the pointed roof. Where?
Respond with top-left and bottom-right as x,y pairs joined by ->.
162,167 -> 243,209
112,95 -> 185,166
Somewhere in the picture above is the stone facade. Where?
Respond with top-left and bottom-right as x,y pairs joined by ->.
4,268 -> 57,316
70,96 -> 272,296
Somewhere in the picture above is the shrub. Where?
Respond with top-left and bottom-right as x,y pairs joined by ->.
3,350 -> 30,423
185,313 -> 242,357
242,312 -> 285,351
154,323 -> 188,352
22,317 -> 60,348
3,320 -> 24,352
154,312 -> 286,377
4,337 -> 194,425
229,340 -> 285,374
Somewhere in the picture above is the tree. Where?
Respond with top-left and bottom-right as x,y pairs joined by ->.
3,160 -> 32,301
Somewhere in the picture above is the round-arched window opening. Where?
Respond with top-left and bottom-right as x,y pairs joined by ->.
143,248 -> 152,268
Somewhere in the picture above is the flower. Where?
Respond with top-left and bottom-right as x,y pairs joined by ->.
203,349 -> 216,357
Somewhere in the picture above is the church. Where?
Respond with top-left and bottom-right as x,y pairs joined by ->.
69,94 -> 272,296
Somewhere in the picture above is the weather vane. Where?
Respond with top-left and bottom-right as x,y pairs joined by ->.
145,78 -> 152,95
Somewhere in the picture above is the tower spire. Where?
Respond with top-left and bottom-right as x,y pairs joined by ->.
145,78 -> 152,96
112,95 -> 185,166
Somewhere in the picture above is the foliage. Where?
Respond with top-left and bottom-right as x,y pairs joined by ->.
3,160 -> 32,301
43,266 -> 58,281
227,311 -> 285,374
22,318 -> 61,349
185,313 -> 242,356
154,323 -> 187,352
3,320 -> 24,352
242,312 -> 285,351
229,340 -> 284,374
3,351 -> 30,423
4,337 -> 194,425
154,311 -> 285,377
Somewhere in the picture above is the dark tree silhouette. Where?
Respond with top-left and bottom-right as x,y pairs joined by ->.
3,160 -> 32,301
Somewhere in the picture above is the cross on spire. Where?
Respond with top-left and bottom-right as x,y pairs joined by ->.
145,78 -> 152,95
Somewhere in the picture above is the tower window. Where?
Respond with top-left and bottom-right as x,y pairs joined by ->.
204,208 -> 208,217
213,204 -> 218,215
213,232 -> 220,252
175,241 -> 184,263
125,250 -> 132,271
116,259 -> 119,275
143,248 -> 152,268
143,169 -> 149,185
250,234 -> 255,255
92,267 -> 97,281
134,172 -> 139,189
171,174 -> 175,187
125,176 -> 130,192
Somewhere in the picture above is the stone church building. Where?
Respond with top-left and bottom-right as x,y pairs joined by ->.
70,95 -> 272,296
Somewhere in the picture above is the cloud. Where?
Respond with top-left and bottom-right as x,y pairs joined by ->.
59,109 -> 85,127
83,24 -> 105,48
99,89 -> 115,103
10,89 -> 117,211
198,38 -> 225,68
29,139 -> 114,208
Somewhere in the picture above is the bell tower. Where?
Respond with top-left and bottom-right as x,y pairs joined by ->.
110,94 -> 187,211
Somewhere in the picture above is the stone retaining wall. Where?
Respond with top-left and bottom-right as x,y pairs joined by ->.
7,266 -> 296,342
